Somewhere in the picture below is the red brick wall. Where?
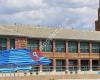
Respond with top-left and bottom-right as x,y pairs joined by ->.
7,38 -> 10,49
15,37 -> 27,49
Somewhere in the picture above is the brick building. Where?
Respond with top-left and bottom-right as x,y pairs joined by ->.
0,25 -> 100,72
0,1 -> 100,72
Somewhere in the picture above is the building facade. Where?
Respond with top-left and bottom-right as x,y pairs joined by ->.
0,25 -> 100,72
0,0 -> 100,73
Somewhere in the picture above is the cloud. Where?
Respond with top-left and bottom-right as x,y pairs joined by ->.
0,0 -> 47,14
0,0 -> 99,30
43,0 -> 98,8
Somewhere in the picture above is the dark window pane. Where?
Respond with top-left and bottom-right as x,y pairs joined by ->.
55,40 -> 65,52
27,39 -> 39,50
56,60 -> 65,71
10,39 -> 15,49
92,42 -> 100,53
42,40 -> 52,52
0,38 -> 7,50
80,42 -> 89,53
68,41 -> 78,53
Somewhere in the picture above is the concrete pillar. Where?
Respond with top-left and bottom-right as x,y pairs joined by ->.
78,41 -> 81,72
78,59 -> 81,71
65,40 -> 69,72
90,59 -> 92,71
39,65 -> 43,72
52,40 -> 56,72
66,59 -> 69,72
53,59 -> 56,72
89,42 -> 92,71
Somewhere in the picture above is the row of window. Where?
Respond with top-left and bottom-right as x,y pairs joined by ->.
27,39 -> 100,53
0,38 -> 15,50
0,38 -> 100,53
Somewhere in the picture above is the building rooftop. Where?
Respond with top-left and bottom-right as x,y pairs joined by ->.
0,24 -> 100,41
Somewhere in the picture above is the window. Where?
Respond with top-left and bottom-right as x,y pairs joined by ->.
56,60 -> 65,71
68,41 -> 78,53
42,60 -> 53,72
42,59 -> 53,72
0,38 -> 7,50
80,42 -> 89,53
92,42 -> 100,53
42,40 -> 52,52
27,39 -> 39,50
69,60 -> 78,71
55,40 -> 65,52
10,39 -> 15,49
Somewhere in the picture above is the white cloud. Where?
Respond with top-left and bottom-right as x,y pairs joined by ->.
0,0 -> 99,30
0,0 -> 44,8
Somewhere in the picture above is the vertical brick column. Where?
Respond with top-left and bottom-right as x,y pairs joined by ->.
53,39 -> 56,53
78,41 -> 80,55
39,39 -> 43,72
52,40 -> 56,72
7,38 -> 10,49
65,40 -> 69,71
78,41 -> 81,71
15,38 -> 18,49
89,41 -> 92,58
89,41 -> 92,53
65,40 -> 68,53
89,42 -> 92,71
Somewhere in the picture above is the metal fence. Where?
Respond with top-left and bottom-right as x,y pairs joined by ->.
0,66 -> 100,80
0,66 -> 100,76
22,66 -> 100,72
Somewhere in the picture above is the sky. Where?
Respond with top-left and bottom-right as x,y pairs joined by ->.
0,0 -> 99,30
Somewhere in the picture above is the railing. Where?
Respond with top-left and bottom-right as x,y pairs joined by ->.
0,66 -> 100,73
25,66 -> 100,72
0,66 -> 100,80
92,66 -> 99,71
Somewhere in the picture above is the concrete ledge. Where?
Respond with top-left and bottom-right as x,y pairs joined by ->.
0,71 -> 99,77
0,74 -> 100,80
